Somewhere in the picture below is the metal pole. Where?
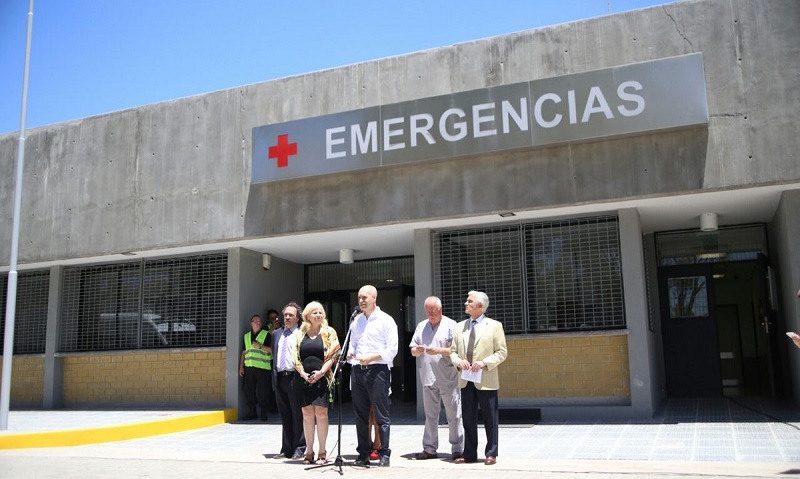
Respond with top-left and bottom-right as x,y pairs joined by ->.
1,0 -> 35,431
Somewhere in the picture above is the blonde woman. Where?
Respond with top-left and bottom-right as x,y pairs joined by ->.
295,301 -> 341,465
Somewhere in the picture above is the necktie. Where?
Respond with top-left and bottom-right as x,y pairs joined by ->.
466,320 -> 477,363
280,329 -> 292,371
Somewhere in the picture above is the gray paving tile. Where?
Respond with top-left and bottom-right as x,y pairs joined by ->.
7,397 -> 800,466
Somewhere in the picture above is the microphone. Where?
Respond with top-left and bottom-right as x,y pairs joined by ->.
349,307 -> 361,321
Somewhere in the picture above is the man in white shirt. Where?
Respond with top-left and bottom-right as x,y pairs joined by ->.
347,285 -> 398,467
409,296 -> 464,460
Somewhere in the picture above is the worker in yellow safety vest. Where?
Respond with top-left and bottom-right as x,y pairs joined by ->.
239,314 -> 273,421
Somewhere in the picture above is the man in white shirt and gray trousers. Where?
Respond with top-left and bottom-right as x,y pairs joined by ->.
409,296 -> 464,460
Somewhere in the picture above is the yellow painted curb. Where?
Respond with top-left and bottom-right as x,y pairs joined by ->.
0,408 -> 238,449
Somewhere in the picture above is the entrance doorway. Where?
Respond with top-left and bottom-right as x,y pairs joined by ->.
659,257 -> 779,398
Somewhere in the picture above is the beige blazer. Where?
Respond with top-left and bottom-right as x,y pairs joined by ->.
449,316 -> 507,390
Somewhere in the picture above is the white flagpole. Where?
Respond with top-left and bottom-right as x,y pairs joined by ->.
1,0 -> 35,431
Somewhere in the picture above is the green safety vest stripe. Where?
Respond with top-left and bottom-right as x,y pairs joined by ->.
244,330 -> 273,370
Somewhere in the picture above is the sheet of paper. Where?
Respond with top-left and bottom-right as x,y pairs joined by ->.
461,367 -> 482,383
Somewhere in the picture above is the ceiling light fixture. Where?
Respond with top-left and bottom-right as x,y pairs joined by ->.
339,248 -> 354,264
700,212 -> 718,232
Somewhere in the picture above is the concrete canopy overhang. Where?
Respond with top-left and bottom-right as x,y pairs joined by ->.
5,183 -> 797,271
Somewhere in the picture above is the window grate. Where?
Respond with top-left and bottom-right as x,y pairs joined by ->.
140,255 -> 227,348
60,263 -> 143,352
525,217 -> 625,332
0,270 -> 50,355
433,225 -> 524,330
60,254 -> 227,352
434,216 -> 625,334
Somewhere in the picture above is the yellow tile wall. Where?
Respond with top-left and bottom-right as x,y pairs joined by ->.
500,332 -> 630,399
62,348 -> 226,406
0,355 -> 45,407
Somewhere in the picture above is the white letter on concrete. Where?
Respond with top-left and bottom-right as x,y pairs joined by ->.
383,117 -> 406,151
567,90 -> 578,125
534,93 -> 562,128
617,81 -> 645,117
439,108 -> 467,142
581,86 -> 614,123
409,114 -> 435,147
326,126 -> 346,159
502,98 -> 529,133
351,121 -> 378,155
472,103 -> 497,138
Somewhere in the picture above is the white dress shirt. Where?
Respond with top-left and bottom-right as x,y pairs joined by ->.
347,306 -> 398,365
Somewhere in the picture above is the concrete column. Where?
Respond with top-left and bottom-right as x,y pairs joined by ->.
618,208 -> 656,418
43,265 -> 63,409
225,248 -> 243,410
413,228 -> 433,419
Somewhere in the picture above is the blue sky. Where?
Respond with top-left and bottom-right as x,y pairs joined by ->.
1,0 -> 671,135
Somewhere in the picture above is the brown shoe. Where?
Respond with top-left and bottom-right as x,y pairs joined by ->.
484,456 -> 496,465
455,456 -> 476,464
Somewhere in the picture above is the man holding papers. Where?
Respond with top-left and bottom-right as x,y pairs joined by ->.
410,296 -> 464,460
449,290 -> 507,466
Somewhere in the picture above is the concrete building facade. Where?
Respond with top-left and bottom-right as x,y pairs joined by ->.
2,0 -> 799,420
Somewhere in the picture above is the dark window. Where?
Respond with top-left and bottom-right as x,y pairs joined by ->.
306,257 -> 414,292
60,254 -> 227,352
0,270 -> 50,355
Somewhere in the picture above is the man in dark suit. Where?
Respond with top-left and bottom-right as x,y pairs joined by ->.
450,290 -> 507,466
271,302 -> 306,460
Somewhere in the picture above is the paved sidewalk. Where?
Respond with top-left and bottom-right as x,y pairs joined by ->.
0,397 -> 798,478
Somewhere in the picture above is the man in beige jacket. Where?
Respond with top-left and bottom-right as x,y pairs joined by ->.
450,290 -> 507,466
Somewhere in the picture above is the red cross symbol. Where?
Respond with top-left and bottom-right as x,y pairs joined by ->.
268,134 -> 298,168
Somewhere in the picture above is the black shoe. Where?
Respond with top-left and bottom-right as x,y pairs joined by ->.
260,416 -> 269,422
415,451 -> 437,460
241,414 -> 256,421
353,457 -> 370,467
378,456 -> 390,467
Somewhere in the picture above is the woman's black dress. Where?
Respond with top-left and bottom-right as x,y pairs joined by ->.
296,333 -> 329,407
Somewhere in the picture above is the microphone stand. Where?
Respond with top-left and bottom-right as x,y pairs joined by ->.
306,308 -> 365,474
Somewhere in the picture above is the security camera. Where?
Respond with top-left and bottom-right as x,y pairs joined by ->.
262,254 -> 272,271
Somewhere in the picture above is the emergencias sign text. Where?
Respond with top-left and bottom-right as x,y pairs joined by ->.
252,54 -> 708,184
